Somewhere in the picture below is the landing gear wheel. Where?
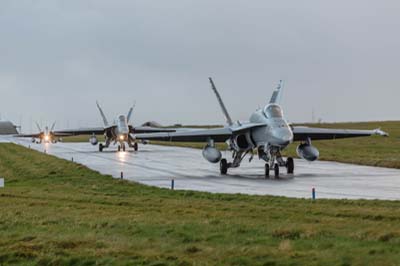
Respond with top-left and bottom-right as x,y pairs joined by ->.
99,143 -> 104,152
122,144 -> 126,152
220,159 -> 228,175
118,145 -> 121,152
274,163 -> 280,178
133,142 -> 138,151
265,163 -> 270,178
286,157 -> 294,174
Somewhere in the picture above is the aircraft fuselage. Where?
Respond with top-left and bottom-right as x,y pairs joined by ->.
249,103 -> 293,150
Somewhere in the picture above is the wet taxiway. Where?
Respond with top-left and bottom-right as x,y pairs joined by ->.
9,138 -> 400,200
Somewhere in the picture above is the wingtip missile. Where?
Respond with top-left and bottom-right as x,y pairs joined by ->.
374,128 -> 389,137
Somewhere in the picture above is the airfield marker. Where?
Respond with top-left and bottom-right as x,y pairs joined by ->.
0,178 -> 4,188
312,188 -> 316,200
120,172 -> 124,179
171,179 -> 175,190
71,157 -> 74,162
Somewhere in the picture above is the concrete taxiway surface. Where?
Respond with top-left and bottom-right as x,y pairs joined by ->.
7,137 -> 400,200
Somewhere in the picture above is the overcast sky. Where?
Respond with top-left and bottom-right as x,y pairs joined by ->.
0,0 -> 399,132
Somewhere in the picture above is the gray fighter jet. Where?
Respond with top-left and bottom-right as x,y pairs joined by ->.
16,122 -> 69,143
55,102 -> 175,152
136,78 -> 388,177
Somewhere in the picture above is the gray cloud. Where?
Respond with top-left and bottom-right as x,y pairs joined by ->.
0,0 -> 399,132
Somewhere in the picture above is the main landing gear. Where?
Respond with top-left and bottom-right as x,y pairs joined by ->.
264,157 -> 295,178
220,159 -> 228,175
99,142 -> 136,152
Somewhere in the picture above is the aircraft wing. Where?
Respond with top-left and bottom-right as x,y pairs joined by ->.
53,132 -> 77,137
292,126 -> 388,141
135,123 -> 267,142
54,127 -> 106,136
131,126 -> 177,134
15,133 -> 41,138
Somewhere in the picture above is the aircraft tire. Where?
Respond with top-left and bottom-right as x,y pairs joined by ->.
220,159 -> 228,175
274,163 -> 279,178
99,143 -> 103,152
123,145 -> 126,152
118,145 -> 121,152
134,142 -> 138,151
265,163 -> 270,178
286,157 -> 294,174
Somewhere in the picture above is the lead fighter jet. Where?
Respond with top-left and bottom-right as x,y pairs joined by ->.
136,78 -> 388,177
55,102 -> 175,152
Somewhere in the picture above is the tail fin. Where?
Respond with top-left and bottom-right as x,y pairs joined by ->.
35,122 -> 42,133
209,77 -> 233,126
50,121 -> 56,132
127,101 -> 136,124
269,80 -> 284,104
96,101 -> 109,127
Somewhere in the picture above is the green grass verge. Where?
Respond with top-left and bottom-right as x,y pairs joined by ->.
0,144 -> 400,265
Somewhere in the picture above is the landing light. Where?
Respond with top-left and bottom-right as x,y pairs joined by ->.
119,135 -> 125,141
44,135 -> 50,142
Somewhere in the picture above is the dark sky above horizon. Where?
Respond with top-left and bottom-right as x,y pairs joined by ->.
0,0 -> 399,132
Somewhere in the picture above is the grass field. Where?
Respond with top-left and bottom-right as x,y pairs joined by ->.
1,144 -> 400,265
63,121 -> 400,169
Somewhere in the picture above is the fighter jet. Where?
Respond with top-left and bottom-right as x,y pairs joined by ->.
16,122 -> 68,143
55,102 -> 175,152
136,78 -> 388,177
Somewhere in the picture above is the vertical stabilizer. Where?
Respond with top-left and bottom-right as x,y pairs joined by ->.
269,80 -> 284,104
50,121 -> 56,132
35,122 -> 42,133
127,101 -> 136,124
209,77 -> 234,126
96,101 -> 109,127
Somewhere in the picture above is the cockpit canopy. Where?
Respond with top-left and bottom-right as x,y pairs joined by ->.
264,104 -> 283,118
118,115 -> 126,122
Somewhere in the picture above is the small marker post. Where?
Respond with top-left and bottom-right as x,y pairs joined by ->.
120,172 -> 123,179
171,179 -> 175,190
312,188 -> 316,201
71,157 -> 74,162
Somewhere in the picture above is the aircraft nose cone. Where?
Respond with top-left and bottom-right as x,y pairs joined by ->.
271,128 -> 293,146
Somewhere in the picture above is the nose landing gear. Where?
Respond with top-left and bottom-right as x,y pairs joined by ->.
264,157 -> 294,179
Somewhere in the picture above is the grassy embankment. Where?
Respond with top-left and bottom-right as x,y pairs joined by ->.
63,121 -> 400,169
0,144 -> 400,265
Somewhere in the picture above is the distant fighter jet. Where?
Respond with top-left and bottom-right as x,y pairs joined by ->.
136,78 -> 388,177
55,102 -> 175,152
17,122 -> 68,143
